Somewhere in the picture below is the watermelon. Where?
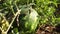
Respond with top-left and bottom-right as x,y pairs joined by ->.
24,8 -> 39,32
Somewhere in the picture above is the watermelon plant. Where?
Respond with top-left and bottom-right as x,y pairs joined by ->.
0,0 -> 60,34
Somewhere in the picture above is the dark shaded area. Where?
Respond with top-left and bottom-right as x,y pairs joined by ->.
55,24 -> 60,32
0,0 -> 5,4
54,4 -> 60,18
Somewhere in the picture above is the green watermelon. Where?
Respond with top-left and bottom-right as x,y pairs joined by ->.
25,8 -> 39,32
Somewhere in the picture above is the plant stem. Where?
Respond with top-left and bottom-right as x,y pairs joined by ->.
3,6 -> 21,34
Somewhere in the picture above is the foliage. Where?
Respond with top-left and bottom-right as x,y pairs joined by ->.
0,0 -> 60,34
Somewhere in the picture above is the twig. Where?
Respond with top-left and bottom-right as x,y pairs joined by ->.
5,9 -> 21,33
16,14 -> 20,26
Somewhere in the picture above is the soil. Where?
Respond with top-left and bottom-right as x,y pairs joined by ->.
36,24 -> 60,34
